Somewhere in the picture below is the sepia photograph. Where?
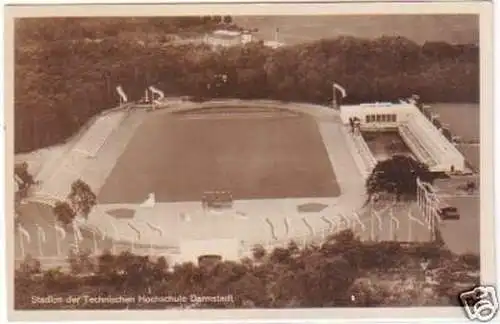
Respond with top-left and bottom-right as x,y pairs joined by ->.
4,2 -> 497,322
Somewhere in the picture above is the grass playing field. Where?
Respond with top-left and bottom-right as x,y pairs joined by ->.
98,108 -> 340,204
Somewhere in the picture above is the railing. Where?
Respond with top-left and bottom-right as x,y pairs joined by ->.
351,132 -> 377,171
398,123 -> 437,167
341,126 -> 377,178
412,113 -> 464,164
342,128 -> 372,178
410,116 -> 448,161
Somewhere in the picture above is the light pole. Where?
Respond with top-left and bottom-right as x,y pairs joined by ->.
72,221 -> 83,255
17,224 -> 31,259
332,83 -> 337,110
106,215 -> 119,254
54,223 -> 66,257
389,208 -> 400,241
370,198 -> 375,241
91,229 -> 98,254
35,224 -> 46,257
416,177 -> 440,242
128,221 -> 141,254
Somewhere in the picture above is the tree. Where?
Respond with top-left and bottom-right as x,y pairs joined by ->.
68,249 -> 95,275
15,162 -> 35,187
68,179 -> 97,218
53,200 -> 76,225
366,155 -> 435,201
223,15 -> 233,24
211,15 -> 222,24
15,26 -> 479,153
15,229 -> 475,309
14,162 -> 35,199
251,244 -> 266,261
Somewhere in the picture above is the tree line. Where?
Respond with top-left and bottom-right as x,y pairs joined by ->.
14,229 -> 479,309
15,16 -> 236,44
15,19 -> 479,153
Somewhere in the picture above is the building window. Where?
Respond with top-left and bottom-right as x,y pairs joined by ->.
392,114 -> 397,122
376,115 -> 382,122
366,115 -> 370,123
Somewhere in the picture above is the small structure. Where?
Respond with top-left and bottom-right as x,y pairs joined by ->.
204,29 -> 253,48
264,27 -> 285,49
139,192 -> 156,208
263,40 -> 285,49
179,238 -> 240,264
202,190 -> 233,210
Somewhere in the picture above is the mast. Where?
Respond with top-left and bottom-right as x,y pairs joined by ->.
332,83 -> 338,109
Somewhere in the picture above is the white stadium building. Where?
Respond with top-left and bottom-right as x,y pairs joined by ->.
340,101 -> 466,175
203,29 -> 254,48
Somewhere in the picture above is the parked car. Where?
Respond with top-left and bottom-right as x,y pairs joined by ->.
438,206 -> 460,220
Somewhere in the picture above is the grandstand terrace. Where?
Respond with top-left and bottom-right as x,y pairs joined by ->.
340,102 -> 467,177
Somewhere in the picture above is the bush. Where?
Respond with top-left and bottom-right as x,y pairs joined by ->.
366,155 -> 436,200
14,229 -> 476,309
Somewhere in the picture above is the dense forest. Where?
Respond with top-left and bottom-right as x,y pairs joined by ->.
15,230 -> 479,309
14,18 -> 479,153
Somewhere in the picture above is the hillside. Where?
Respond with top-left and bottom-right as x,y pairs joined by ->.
14,18 -> 479,153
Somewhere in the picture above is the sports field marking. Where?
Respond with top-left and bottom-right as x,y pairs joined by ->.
177,113 -> 297,120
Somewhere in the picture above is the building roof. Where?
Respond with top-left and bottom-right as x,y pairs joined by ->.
212,29 -> 242,37
264,40 -> 285,49
179,238 -> 240,263
208,35 -> 241,41
341,102 -> 415,109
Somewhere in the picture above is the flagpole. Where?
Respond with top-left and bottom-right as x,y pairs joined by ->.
332,83 -> 337,109
37,229 -> 43,257
370,200 -> 375,241
73,224 -> 80,254
19,229 -> 25,259
430,200 -> 435,242
389,213 -> 393,241
107,216 -> 118,254
409,217 -> 412,242
55,227 -> 61,256
93,230 -> 98,254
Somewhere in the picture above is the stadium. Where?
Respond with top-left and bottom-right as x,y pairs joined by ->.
14,92 -> 476,268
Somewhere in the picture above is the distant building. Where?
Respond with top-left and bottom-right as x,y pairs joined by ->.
263,40 -> 285,49
262,27 -> 285,49
204,29 -> 253,48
